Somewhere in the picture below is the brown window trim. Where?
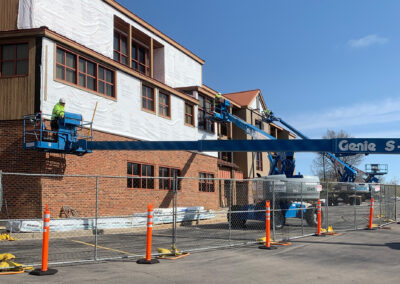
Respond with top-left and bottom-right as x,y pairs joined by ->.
198,93 -> 215,134
113,30 -> 128,65
55,45 -> 116,99
159,166 -> 181,190
127,161 -> 155,190
0,42 -> 29,78
184,102 -> 195,127
141,84 -> 156,113
78,57 -> 97,91
158,91 -> 171,119
38,27 -> 198,104
131,40 -> 150,76
199,172 -> 215,192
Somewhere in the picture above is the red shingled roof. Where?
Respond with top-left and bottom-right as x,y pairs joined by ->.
222,89 -> 261,107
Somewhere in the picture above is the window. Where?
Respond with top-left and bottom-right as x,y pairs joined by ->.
142,85 -> 155,111
159,92 -> 170,117
199,173 -> 215,192
255,119 -> 263,130
78,58 -> 96,91
113,31 -> 128,65
132,41 -> 150,75
219,152 -> 232,163
56,48 -> 76,84
198,94 -> 214,133
184,103 -> 194,126
98,66 -> 114,97
159,167 -> 180,190
0,43 -> 29,77
56,47 -> 115,98
256,152 -> 263,171
127,162 -> 154,189
220,123 -> 228,136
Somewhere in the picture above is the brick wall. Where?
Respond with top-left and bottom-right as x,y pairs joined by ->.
1,120 -> 219,218
0,120 -> 44,218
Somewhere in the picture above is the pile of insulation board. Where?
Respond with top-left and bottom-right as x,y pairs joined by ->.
6,207 -> 215,233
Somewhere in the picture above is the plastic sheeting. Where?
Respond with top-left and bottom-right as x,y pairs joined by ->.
40,39 -> 217,157
18,0 -> 202,88
18,0 -> 114,58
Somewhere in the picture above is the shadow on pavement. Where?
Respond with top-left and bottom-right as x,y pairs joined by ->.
385,242 -> 400,250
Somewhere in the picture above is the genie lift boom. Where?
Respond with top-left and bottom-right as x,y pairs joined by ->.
263,111 -> 388,205
23,109 -> 398,229
213,100 -> 323,227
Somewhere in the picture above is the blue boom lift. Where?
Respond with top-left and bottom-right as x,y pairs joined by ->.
263,111 -> 388,205
23,112 -> 92,155
23,108 -> 396,229
213,99 -> 323,228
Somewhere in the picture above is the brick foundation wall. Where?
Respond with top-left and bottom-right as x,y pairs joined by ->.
1,121 -> 219,218
0,120 -> 45,218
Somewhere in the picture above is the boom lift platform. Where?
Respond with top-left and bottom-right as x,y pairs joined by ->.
23,112 -> 92,155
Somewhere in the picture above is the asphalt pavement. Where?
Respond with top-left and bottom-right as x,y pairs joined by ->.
2,223 -> 400,284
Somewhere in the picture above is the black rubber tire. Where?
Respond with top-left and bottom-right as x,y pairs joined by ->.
340,194 -> 350,204
329,198 -> 339,206
305,207 -> 324,227
270,209 -> 285,230
227,205 -> 246,228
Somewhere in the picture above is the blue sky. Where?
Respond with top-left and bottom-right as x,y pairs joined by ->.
118,0 -> 400,182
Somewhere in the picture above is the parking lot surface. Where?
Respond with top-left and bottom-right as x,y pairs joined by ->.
2,223 -> 399,284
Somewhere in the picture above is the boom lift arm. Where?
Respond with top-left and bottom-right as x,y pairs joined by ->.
263,111 -> 368,183
213,99 -> 297,177
23,112 -> 400,156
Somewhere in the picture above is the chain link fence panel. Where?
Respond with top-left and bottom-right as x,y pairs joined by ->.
0,172 -> 399,268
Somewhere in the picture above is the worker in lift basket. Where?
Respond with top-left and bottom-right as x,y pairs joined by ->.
50,98 -> 66,139
214,92 -> 224,113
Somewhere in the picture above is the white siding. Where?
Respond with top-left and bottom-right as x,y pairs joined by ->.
18,0 -> 114,58
250,94 -> 264,113
112,9 -> 202,87
18,0 -> 203,87
40,39 -> 216,156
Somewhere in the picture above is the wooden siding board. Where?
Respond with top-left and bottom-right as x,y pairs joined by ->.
0,37 -> 36,120
0,0 -> 19,31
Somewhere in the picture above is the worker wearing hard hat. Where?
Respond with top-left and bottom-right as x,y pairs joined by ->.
51,98 -> 66,133
214,92 -> 224,113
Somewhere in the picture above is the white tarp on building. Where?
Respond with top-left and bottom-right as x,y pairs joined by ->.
18,0 -> 203,88
18,0 -> 114,58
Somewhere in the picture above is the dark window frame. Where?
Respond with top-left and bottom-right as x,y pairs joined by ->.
158,91 -> 171,118
78,57 -> 97,91
256,152 -> 263,171
184,102 -> 195,126
132,40 -> 150,76
55,46 -> 116,98
219,152 -> 232,163
159,166 -> 181,190
198,94 -> 215,133
0,42 -> 29,78
127,162 -> 155,189
142,85 -> 155,112
255,119 -> 263,130
113,30 -> 128,65
199,172 -> 215,192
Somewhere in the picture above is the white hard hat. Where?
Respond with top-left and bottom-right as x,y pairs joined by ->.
59,98 -> 66,104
